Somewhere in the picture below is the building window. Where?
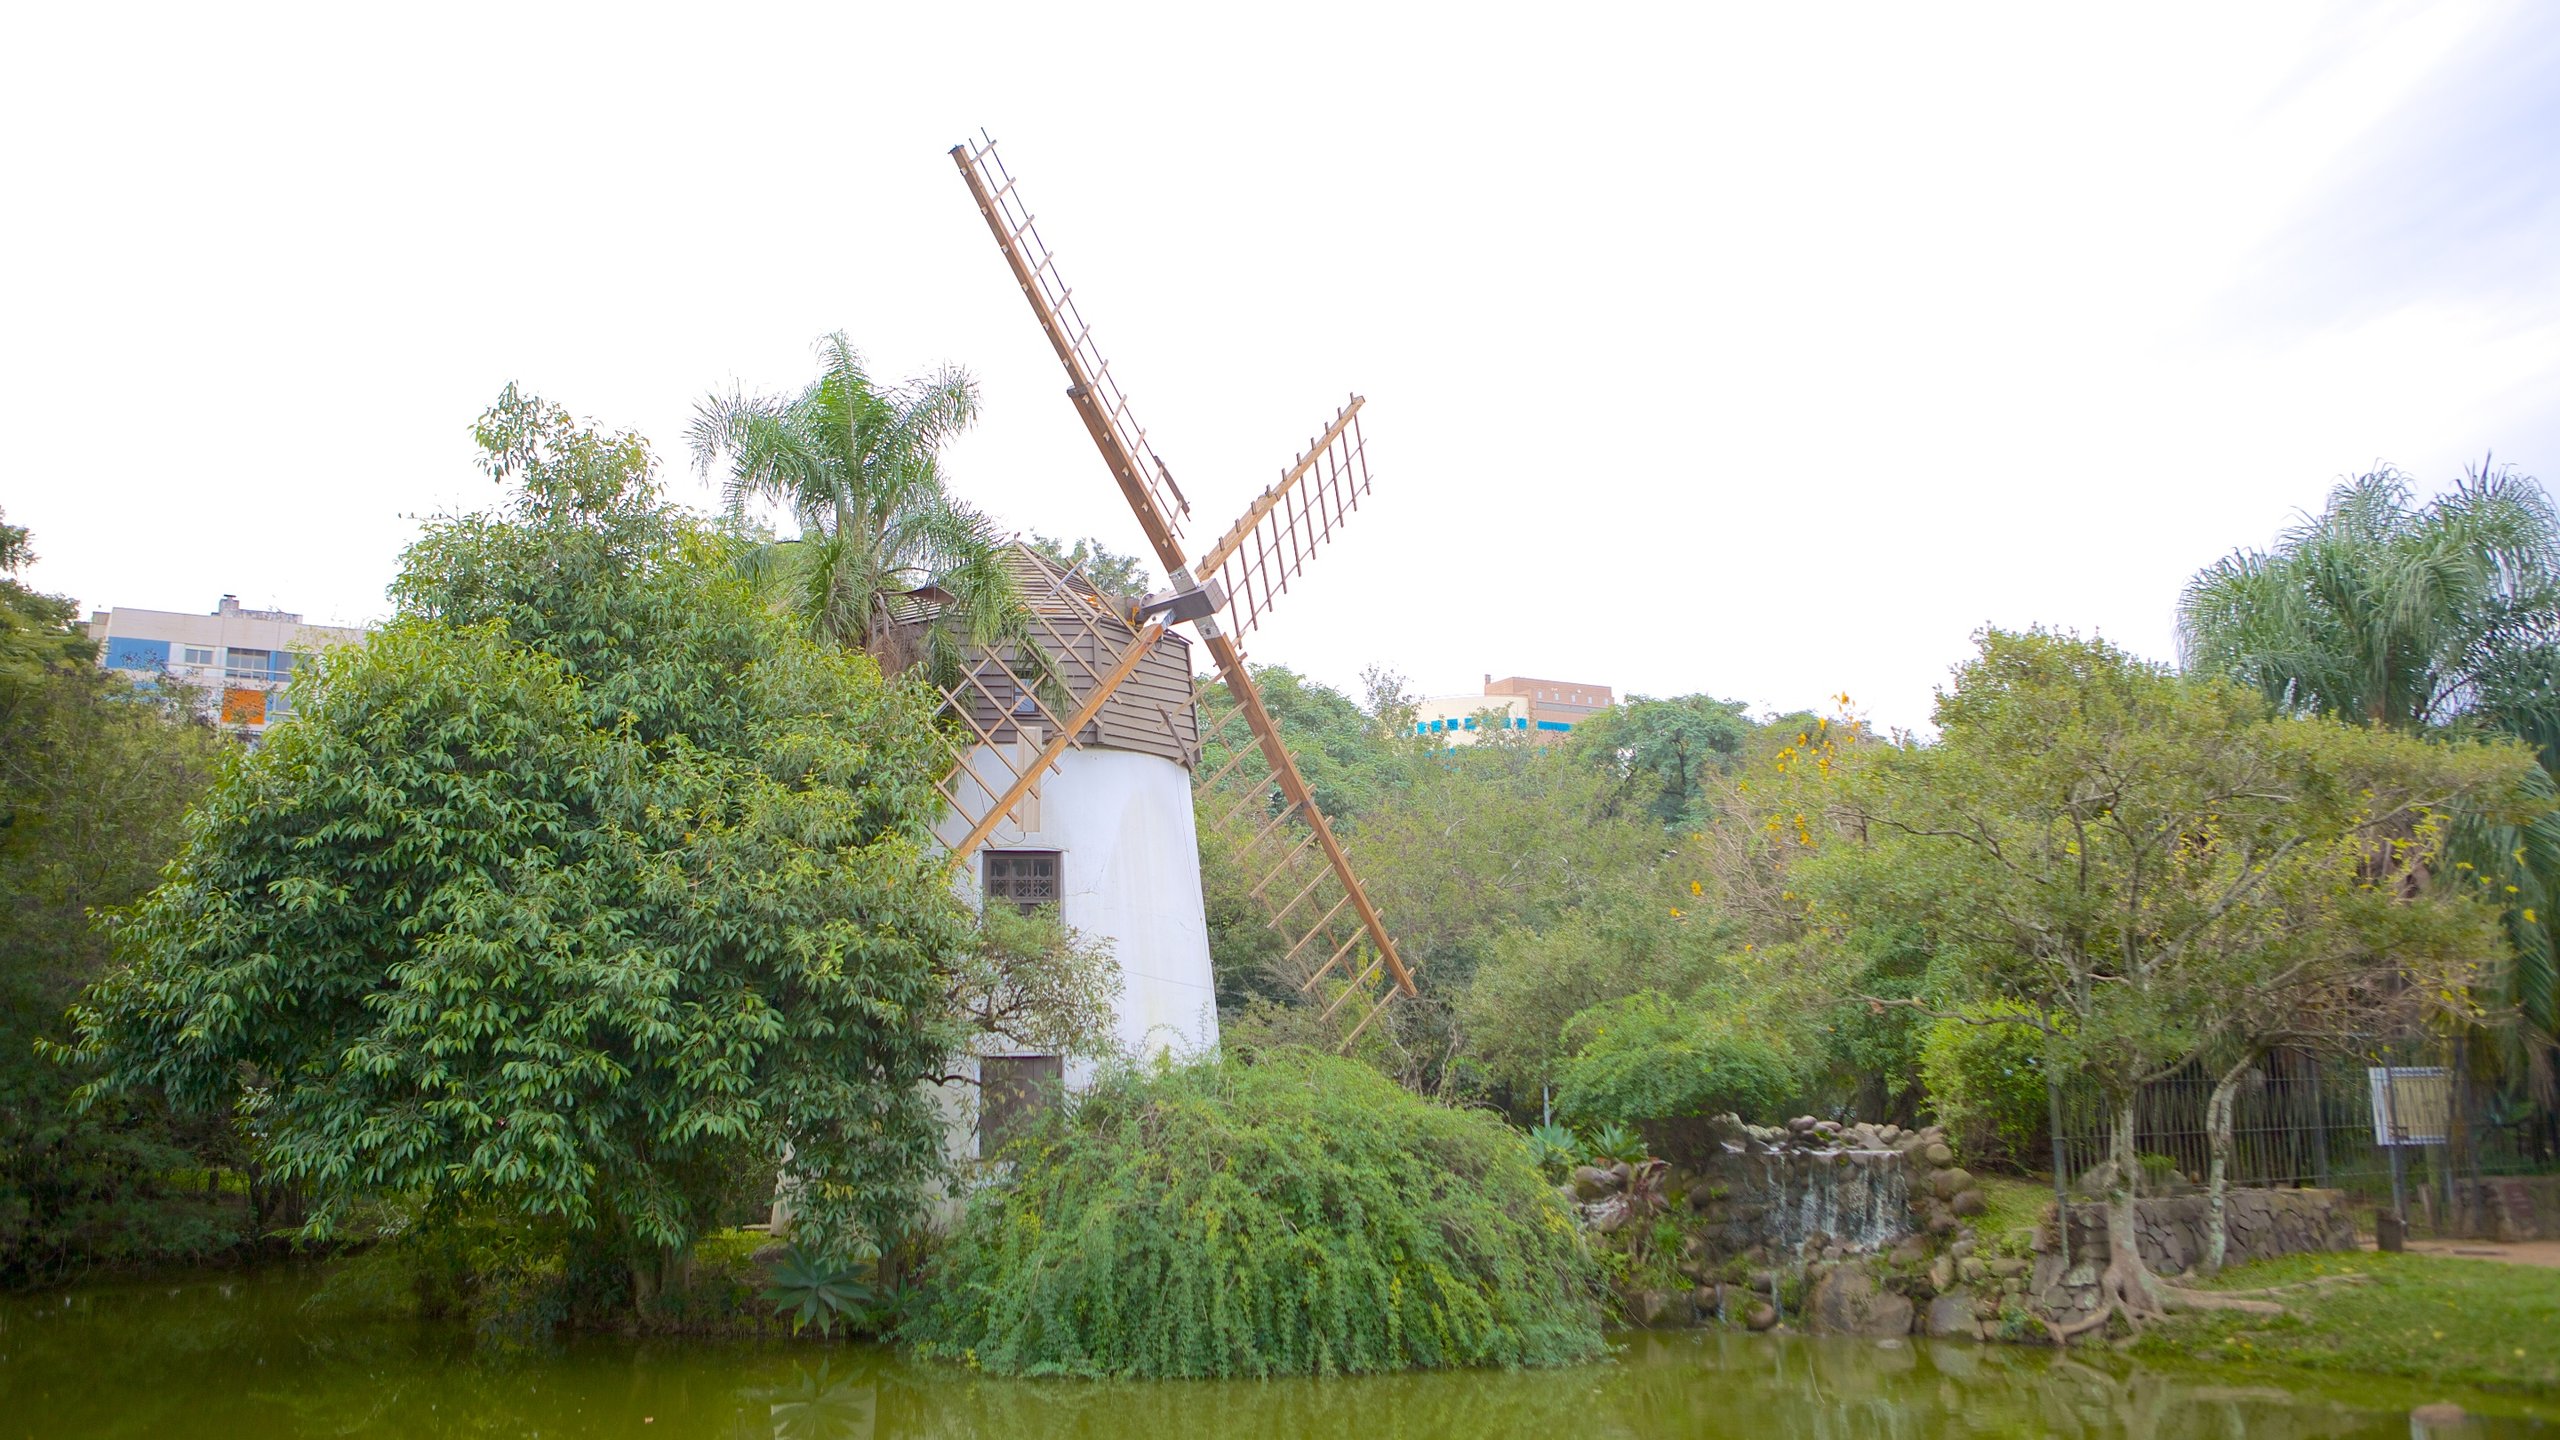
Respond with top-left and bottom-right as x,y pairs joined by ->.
226,647 -> 274,681
182,646 -> 215,666
979,1054 -> 1063,1155
984,850 -> 1061,913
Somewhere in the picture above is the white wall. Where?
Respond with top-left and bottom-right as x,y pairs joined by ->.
936,743 -> 1221,1088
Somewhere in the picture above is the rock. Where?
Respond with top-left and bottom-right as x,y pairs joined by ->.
1971,1294 -> 2001,1321
1924,1142 -> 1955,1167
1788,1115 -> 1819,1135
1588,1198 -> 1629,1234
1951,1189 -> 1988,1218
1987,1257 -> 2030,1281
1694,1283 -> 1725,1319
1609,1160 -> 1634,1185
1570,1166 -> 1622,1200
1948,1236 -> 1976,1261
750,1241 -> 792,1264
1622,1287 -> 1672,1327
2410,1403 -> 2468,1433
1928,1256 -> 1955,1293
1746,1301 -> 1778,1331
1923,1292 -> 1976,1339
1889,1236 -> 1930,1266
1930,1166 -> 1974,1199
1808,1264 -> 1916,1338
1813,1120 -> 1841,1138
1879,1124 -> 1902,1144
1959,1257 -> 1987,1284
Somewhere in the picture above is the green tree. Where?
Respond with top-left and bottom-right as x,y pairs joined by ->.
3,511 -> 238,1285
65,390 -> 975,1300
1564,693 -> 1754,829
1801,629 -> 2531,1332
2180,463 -> 2560,1062
1550,991 -> 1799,1157
690,333 -> 1029,682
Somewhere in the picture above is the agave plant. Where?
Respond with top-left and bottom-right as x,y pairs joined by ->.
1585,1121 -> 1646,1165
1524,1122 -> 1580,1177
761,1245 -> 876,1336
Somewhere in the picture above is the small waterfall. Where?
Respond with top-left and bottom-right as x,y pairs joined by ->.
1745,1147 -> 1912,1255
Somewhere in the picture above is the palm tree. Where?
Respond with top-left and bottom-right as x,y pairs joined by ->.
690,333 -> 1032,684
2180,461 -> 2560,1100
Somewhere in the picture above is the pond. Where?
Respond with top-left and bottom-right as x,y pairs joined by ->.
1,1268 -> 2552,1438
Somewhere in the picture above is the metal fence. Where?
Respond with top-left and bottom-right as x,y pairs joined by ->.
2053,1044 -> 2559,1206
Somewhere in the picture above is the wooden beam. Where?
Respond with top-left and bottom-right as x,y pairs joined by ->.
944,619 -> 1166,871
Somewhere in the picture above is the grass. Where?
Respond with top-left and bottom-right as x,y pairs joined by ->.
2134,1250 -> 2560,1395
1967,1173 -> 2057,1258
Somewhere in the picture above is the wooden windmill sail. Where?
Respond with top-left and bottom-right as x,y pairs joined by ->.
945,132 -> 1415,1045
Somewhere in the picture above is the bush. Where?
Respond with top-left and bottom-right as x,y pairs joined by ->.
1917,1003 -> 2055,1170
1551,992 -> 1796,1157
909,1050 -> 1605,1378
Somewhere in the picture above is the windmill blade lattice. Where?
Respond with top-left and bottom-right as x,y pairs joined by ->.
1189,397 -> 1372,643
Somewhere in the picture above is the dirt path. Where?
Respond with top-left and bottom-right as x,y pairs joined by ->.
2365,1237 -> 2560,1269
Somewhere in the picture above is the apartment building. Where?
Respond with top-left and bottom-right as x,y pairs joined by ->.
87,595 -> 368,737
1413,674 -> 1616,745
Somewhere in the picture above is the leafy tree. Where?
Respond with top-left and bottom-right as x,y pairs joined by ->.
2180,462 -> 2560,1102
690,333 -> 1029,683
1550,991 -> 1799,1157
909,1050 -> 1604,1377
65,389 -> 976,1300
1564,693 -> 1754,829
2,512 -> 238,1285
1800,628 -> 2532,1333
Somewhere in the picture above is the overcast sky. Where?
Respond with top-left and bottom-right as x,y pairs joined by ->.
6,2 -> 2555,734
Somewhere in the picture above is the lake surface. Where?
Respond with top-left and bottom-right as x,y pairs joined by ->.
1,1268 -> 2552,1438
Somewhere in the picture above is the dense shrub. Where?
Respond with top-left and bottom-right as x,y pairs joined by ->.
1551,991 -> 1797,1158
910,1050 -> 1604,1378
1917,1002 -> 2056,1170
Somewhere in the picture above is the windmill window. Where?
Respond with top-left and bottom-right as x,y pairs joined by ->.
984,850 -> 1062,913
980,1054 -> 1063,1155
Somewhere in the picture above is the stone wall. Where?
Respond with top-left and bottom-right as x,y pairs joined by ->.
2454,1175 -> 2560,1241
2029,1188 -> 2356,1324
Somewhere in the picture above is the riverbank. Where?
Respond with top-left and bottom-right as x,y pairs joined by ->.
2132,1250 -> 2560,1395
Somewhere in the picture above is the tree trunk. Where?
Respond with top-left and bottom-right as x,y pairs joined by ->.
2201,1052 -> 2255,1278
2048,1094 -> 2169,1342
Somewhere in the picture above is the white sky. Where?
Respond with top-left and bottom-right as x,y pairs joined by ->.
5,1 -> 2555,735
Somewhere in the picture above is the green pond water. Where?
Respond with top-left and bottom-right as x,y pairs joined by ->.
1,1269 -> 2552,1439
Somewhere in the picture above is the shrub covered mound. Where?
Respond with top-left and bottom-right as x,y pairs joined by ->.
910,1050 -> 1604,1378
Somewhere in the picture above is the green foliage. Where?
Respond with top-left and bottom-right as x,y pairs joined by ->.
2182,462 -> 2560,1053
911,1050 -> 1605,1377
64,388 -> 974,1282
1563,693 -> 1754,830
1582,1121 -> 1644,1165
1198,665 -> 1417,827
1917,1002 -> 2057,1170
1802,629 -> 2533,1141
1551,992 -> 1797,1135
1523,1123 -> 1579,1177
762,1244 -> 875,1335
1,510 -> 241,1286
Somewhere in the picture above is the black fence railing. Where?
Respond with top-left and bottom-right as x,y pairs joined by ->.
2053,1044 -> 2559,1206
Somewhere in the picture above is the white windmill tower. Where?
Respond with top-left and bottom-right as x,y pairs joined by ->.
921,135 -> 1418,1157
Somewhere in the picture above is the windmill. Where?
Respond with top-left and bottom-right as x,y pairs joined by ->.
940,132 -> 1415,1047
